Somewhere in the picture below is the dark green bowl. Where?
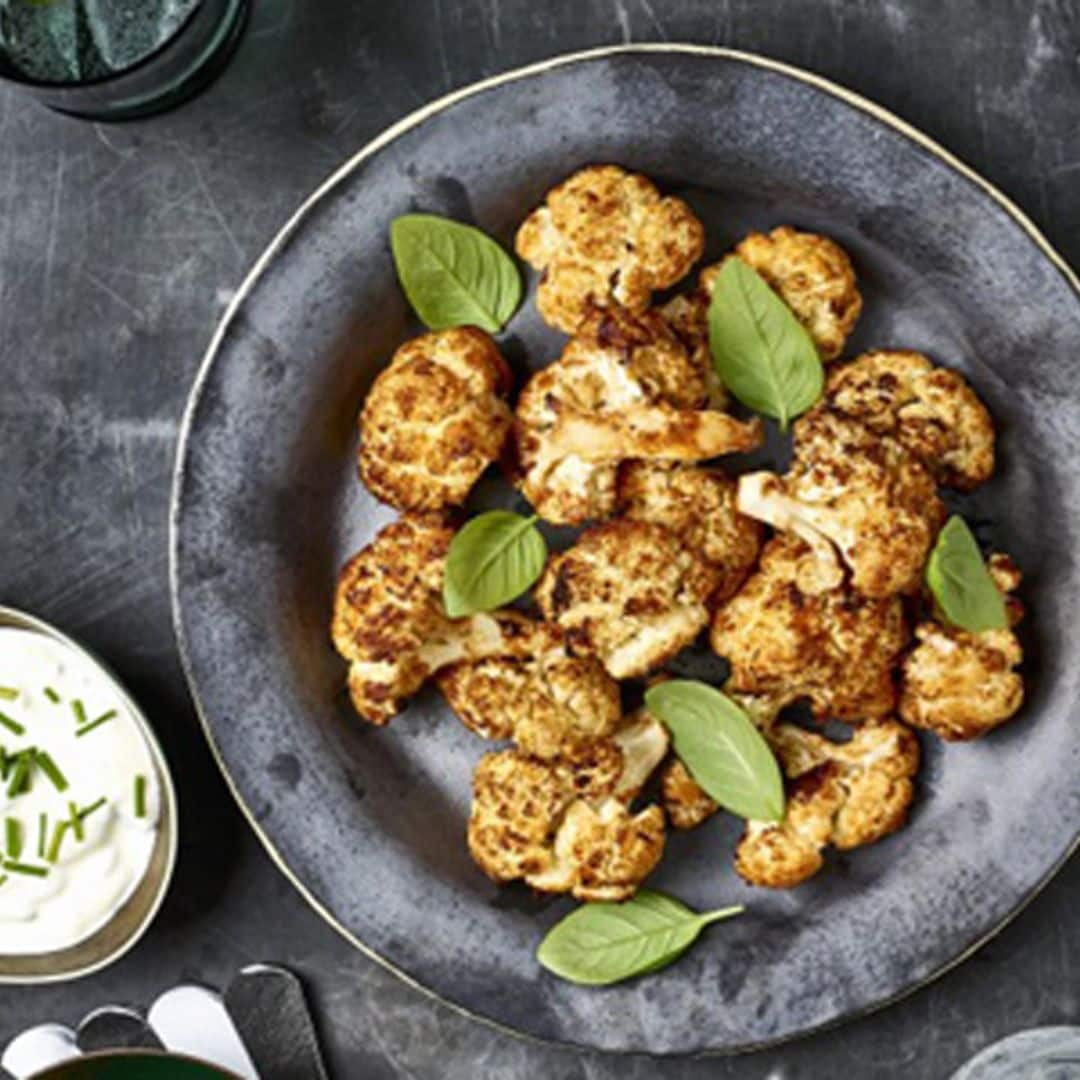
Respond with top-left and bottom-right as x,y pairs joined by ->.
32,1051 -> 239,1080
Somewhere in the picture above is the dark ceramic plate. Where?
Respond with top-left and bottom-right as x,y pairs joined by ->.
170,46 -> 1080,1055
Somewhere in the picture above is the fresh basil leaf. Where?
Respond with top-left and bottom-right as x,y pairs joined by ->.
708,257 -> 824,429
537,890 -> 743,986
443,510 -> 547,618
390,214 -> 522,333
926,515 -> 1007,632
645,680 -> 785,822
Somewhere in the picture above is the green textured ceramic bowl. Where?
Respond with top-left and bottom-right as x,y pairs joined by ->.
31,1051 -> 238,1079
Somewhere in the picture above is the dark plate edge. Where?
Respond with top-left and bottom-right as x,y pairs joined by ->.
166,43 -> 1080,1058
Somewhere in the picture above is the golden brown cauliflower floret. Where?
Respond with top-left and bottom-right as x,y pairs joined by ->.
437,641 -> 621,760
467,713 -> 669,900
533,800 -> 667,902
732,227 -> 862,361
359,328 -> 513,511
515,306 -> 762,524
617,462 -> 764,606
711,535 -> 908,721
515,165 -> 705,334
735,719 -> 919,888
825,350 -> 995,490
331,516 -> 546,725
661,759 -> 718,830
657,273 -> 729,410
900,554 -> 1024,740
468,750 -> 580,883
537,519 -> 718,679
738,408 -> 945,597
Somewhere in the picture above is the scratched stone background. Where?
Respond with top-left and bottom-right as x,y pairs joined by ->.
0,2 -> 1078,1077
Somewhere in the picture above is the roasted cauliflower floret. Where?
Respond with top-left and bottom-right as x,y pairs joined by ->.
661,759 -> 718,830
657,269 -> 729,410
825,350 -> 995,490
531,800 -> 667,902
738,408 -> 945,597
617,462 -> 764,605
537,519 -> 717,679
467,713 -> 669,900
732,227 -> 862,361
359,328 -> 513,511
711,535 -> 908,721
735,719 -> 919,888
437,641 -> 621,760
468,751 -> 580,883
515,165 -> 705,334
515,306 -> 762,524
332,516 -> 545,724
900,554 -> 1024,740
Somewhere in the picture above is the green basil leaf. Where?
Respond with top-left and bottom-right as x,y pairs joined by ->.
390,214 -> 522,333
645,680 -> 785,822
443,511 -> 547,618
925,515 -> 1007,632
708,257 -> 824,429
537,890 -> 743,986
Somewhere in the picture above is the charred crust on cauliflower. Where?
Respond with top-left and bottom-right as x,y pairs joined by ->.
537,800 -> 667,902
735,719 -> 919,888
332,515 -> 454,724
514,305 -> 761,524
711,535 -> 908,721
437,643 -> 621,760
661,759 -> 719,830
617,462 -> 764,606
900,553 -> 1024,740
738,408 -> 946,598
825,350 -> 995,490
536,519 -> 718,679
467,712 -> 669,900
359,328 -> 513,511
730,226 -> 862,362
515,165 -> 705,334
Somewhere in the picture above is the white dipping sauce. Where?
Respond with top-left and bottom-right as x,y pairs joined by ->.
0,628 -> 159,955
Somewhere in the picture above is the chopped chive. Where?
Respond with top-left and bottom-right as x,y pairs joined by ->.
134,775 -> 147,819
34,750 -> 68,793
78,797 -> 107,822
0,747 -> 7,781
67,801 -> 84,842
0,874 -> 7,888
43,686 -> 60,704
4,860 -> 48,878
0,687 -> 18,701
71,699 -> 87,727
0,711 -> 25,737
37,813 -> 47,859
75,710 -> 117,738
5,751 -> 31,798
5,818 -> 22,860
46,821 -> 68,864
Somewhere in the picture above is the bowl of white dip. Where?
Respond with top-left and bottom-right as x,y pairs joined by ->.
0,607 -> 177,983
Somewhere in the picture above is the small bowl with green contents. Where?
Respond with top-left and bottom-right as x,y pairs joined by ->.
0,607 -> 178,983
31,1051 -> 239,1079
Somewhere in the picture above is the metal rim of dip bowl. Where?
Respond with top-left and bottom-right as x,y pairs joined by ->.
0,606 -> 179,985
29,1048 -> 241,1079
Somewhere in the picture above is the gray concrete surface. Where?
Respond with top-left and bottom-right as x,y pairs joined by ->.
1,2 -> 1078,1076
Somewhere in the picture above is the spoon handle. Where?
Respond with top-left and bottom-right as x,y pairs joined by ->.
76,1005 -> 164,1053
225,964 -> 331,1080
